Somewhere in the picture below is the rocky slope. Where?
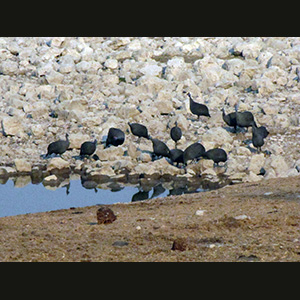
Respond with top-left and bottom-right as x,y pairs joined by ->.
0,37 -> 300,186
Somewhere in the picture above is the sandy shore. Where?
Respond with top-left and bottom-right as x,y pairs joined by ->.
1,175 -> 300,262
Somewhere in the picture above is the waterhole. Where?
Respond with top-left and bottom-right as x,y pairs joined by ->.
0,172 -> 230,217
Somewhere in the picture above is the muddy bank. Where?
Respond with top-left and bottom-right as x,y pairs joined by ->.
1,175 -> 300,262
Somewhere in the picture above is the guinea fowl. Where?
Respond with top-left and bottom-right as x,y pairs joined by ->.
169,148 -> 184,167
202,148 -> 228,167
252,121 -> 269,139
187,92 -> 210,120
150,138 -> 170,159
170,121 -> 182,148
128,122 -> 150,142
222,107 -> 237,132
80,139 -> 97,158
235,105 -> 256,131
183,142 -> 206,165
251,122 -> 265,153
46,133 -> 70,157
105,128 -> 125,148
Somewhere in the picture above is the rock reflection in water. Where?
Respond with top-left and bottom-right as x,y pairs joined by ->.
0,170 -> 231,217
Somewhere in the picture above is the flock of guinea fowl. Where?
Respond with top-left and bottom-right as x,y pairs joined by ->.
44,91 -> 269,169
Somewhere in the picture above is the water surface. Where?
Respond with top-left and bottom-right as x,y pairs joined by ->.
0,174 -> 229,218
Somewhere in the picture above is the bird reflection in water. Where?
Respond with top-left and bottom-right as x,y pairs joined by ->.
80,176 -> 98,193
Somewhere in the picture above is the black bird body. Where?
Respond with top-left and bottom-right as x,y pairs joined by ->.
80,139 -> 97,157
47,133 -> 70,156
255,124 -> 269,139
222,108 -> 237,132
187,92 -> 210,119
251,123 -> 265,153
183,142 -> 206,165
150,138 -> 170,159
235,109 -> 256,130
105,128 -> 125,148
202,148 -> 227,166
169,148 -> 184,166
128,122 -> 150,140
170,122 -> 182,147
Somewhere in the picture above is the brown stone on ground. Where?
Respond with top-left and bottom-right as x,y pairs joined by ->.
96,206 -> 117,224
171,237 -> 188,251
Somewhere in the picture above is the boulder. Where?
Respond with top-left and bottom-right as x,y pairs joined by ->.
47,157 -> 70,171
140,63 -> 162,76
97,146 -> 125,161
0,60 -> 19,75
265,155 -> 289,177
248,153 -> 265,174
68,133 -> 91,149
45,70 -> 64,85
14,158 -> 32,173
202,127 -> 233,145
104,58 -> 118,69
1,116 -> 27,137
97,207 -> 117,225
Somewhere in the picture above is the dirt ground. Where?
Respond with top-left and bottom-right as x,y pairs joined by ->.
1,175 -> 300,262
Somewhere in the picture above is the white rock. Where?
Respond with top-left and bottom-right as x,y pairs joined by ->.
137,152 -> 152,163
14,158 -> 32,173
0,166 -> 16,175
45,70 -> 64,85
195,209 -> 206,216
0,60 -> 19,75
59,61 -> 75,74
75,60 -> 92,73
267,155 -> 289,177
104,58 -> 118,69
248,153 -> 265,174
1,116 -> 26,137
47,157 -> 70,171
116,104 -> 140,119
127,40 -> 141,51
96,146 -> 124,161
81,46 -> 94,60
256,77 -> 276,96
202,127 -> 233,145
166,57 -> 186,79
31,124 -> 46,138
243,171 -> 262,182
223,58 -> 245,75
140,64 -> 162,76
51,37 -> 65,48
286,168 -> 299,177
234,214 -> 250,220
234,39 -> 263,59
132,163 -> 156,175
155,100 -> 173,115
112,159 -> 135,173
68,133 -> 91,149
89,165 -> 115,177
273,114 -> 290,129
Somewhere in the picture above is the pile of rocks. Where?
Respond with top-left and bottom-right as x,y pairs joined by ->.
0,37 -> 300,185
